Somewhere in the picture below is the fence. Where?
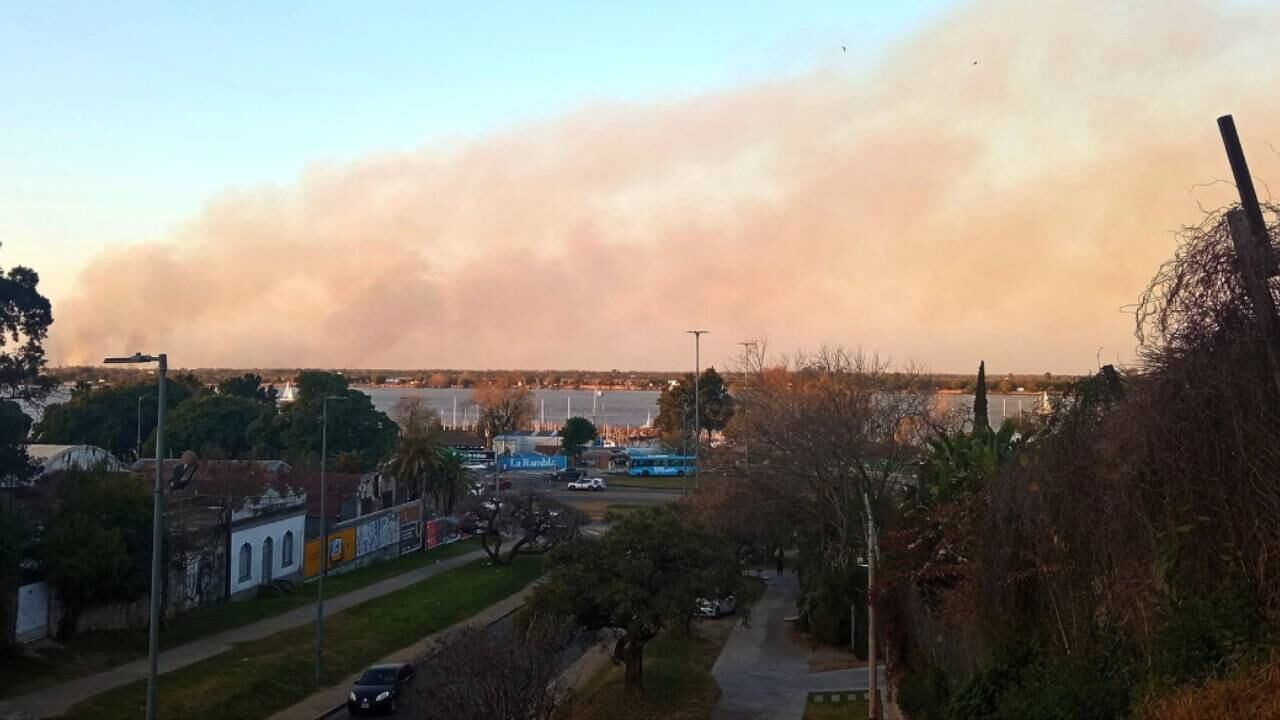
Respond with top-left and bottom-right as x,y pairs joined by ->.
302,499 -> 460,579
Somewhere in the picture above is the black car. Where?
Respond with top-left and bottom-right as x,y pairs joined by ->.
348,663 -> 413,716
546,468 -> 585,483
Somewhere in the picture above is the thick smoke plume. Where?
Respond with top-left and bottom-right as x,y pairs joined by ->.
49,0 -> 1280,371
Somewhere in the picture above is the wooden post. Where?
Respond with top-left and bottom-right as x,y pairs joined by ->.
1218,115 -> 1280,397
863,492 -> 881,720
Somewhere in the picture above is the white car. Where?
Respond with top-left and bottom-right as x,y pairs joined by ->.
567,477 -> 607,491
697,595 -> 737,617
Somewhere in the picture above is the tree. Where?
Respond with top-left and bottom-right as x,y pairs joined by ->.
529,505 -> 738,693
266,371 -> 397,470
40,471 -> 150,638
217,373 -> 278,404
456,489 -> 587,566
974,360 -> 990,433
34,381 -> 195,459
387,398 -> 470,513
152,393 -> 275,458
0,506 -> 24,578
0,263 -> 54,404
557,416 -> 598,465
473,378 -> 534,441
406,617 -> 572,720
655,368 -> 735,447
0,400 -> 38,485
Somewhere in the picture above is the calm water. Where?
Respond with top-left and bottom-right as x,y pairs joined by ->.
356,387 -> 1045,429
358,387 -> 662,428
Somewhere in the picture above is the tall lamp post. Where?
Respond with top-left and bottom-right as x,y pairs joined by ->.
136,393 -> 152,460
315,394 -> 345,685
104,353 -> 167,720
686,330 -> 708,485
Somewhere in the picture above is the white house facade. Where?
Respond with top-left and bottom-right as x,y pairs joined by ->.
228,490 -> 306,599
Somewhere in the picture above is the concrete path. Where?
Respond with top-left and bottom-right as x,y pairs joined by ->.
711,572 -> 884,720
0,547 -> 490,720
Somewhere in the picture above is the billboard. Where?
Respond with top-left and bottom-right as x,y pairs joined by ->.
399,505 -> 422,554
497,452 -> 567,471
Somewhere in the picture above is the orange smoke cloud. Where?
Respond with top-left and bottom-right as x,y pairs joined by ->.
48,0 -> 1280,372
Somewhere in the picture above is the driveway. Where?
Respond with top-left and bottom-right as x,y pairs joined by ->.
712,572 -> 883,720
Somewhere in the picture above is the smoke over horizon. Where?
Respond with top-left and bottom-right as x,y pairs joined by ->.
48,0 -> 1280,374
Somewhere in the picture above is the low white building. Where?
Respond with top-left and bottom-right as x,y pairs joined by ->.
228,489 -> 307,600
2,444 -> 128,486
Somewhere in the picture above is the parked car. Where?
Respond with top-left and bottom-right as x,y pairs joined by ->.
348,663 -> 413,716
547,468 -> 585,483
697,595 -> 737,618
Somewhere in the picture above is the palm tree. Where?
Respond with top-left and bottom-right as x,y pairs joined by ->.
426,449 -> 470,514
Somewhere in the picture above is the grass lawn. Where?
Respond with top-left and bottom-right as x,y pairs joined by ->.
567,620 -> 734,720
606,475 -> 694,491
0,539 -> 480,700
62,555 -> 542,720
804,692 -> 871,719
565,575 -> 764,720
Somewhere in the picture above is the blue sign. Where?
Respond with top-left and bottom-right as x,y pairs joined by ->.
497,453 -> 567,471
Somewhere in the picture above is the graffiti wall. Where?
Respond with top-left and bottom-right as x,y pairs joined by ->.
356,513 -> 399,557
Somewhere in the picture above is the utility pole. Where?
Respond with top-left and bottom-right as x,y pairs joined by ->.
686,330 -> 708,486
863,491 -> 881,720
315,395 -> 344,685
104,353 -> 167,720
737,341 -> 756,469
1217,115 -> 1280,398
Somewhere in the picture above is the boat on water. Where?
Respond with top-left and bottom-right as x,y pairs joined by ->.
279,381 -> 297,404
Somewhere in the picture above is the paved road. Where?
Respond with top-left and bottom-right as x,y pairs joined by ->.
492,468 -> 683,507
0,547 -> 490,720
711,572 -> 883,720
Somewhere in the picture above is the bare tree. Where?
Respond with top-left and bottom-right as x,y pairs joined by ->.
404,617 -> 574,720
456,489 -> 587,565
472,377 -> 535,441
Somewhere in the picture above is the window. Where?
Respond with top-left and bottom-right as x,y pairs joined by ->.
238,542 -> 252,582
282,531 -> 294,568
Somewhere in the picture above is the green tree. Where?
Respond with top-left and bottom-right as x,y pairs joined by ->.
0,400 -> 38,484
528,506 -> 739,693
40,471 -> 150,638
216,373 -> 278,404
266,371 -> 396,471
152,394 -> 276,458
386,397 -> 470,513
655,368 -> 735,448
974,360 -> 990,433
34,381 -> 195,459
0,506 -> 24,578
557,416 -> 598,465
0,263 -> 54,403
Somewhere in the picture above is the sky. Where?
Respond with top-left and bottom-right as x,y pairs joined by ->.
5,0 -> 1280,373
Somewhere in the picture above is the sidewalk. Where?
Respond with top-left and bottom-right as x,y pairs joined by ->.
0,548 -> 489,720
267,583 -> 537,720
711,572 -> 884,720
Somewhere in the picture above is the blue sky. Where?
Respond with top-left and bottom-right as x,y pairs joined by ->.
0,1 -> 951,299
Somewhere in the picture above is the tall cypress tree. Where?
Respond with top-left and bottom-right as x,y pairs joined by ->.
974,360 -> 990,433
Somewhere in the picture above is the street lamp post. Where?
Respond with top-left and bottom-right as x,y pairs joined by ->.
135,393 -> 154,461
686,330 -> 708,485
316,395 -> 344,685
104,353 -> 167,720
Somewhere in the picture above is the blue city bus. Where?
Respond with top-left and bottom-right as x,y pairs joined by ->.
627,454 -> 696,477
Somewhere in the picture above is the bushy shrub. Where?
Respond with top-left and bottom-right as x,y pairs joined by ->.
796,563 -> 867,653
897,665 -> 949,720
1151,577 -> 1271,687
945,643 -> 1031,720
992,650 -> 1134,720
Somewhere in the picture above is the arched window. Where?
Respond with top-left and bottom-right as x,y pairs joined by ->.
238,542 -> 253,582
282,531 -> 295,568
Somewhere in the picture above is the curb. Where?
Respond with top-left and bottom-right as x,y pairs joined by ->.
310,600 -> 528,720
